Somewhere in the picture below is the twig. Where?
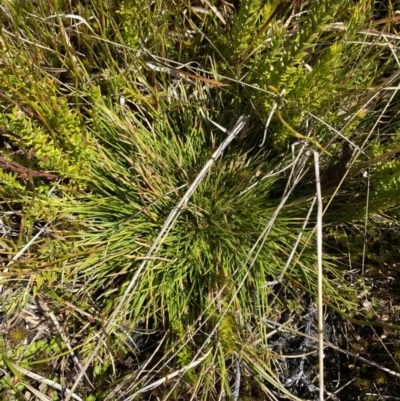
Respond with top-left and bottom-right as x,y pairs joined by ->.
365,394 -> 400,400
0,91 -> 44,124
266,196 -> 316,286
9,362 -> 83,401
199,0 -> 226,24
263,141 -> 312,286
0,181 -> 59,293
264,319 -> 400,379
19,381 -> 52,401
127,349 -> 212,400
260,89 -> 285,147
0,155 -> 58,180
361,166 -> 371,275
232,358 -> 241,401
35,296 -> 94,390
325,22 -> 400,41
314,150 -> 324,401
245,140 -> 311,279
325,379 -> 355,401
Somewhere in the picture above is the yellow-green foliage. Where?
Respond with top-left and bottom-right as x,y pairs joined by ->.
1,103 -> 92,176
117,0 -> 184,54
222,0 -> 385,154
345,0 -> 373,35
230,0 -> 264,61
326,140 -> 400,223
223,0 -> 346,149
116,1 -> 146,49
0,0 -> 399,399
249,0 -> 339,93
217,313 -> 236,357
235,8 -> 286,87
0,48 -> 95,194
288,42 -> 344,110
170,319 -> 196,383
368,149 -> 400,212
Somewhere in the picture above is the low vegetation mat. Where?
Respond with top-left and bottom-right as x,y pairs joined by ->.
1,0 -> 400,400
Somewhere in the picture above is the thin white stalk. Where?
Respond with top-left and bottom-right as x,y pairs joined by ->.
234,150 -> 295,200
19,382 -> 52,401
199,0 -> 227,24
314,151 -> 324,401
245,142 -> 311,278
266,196 -> 316,286
64,115 -> 249,401
361,168 -> 371,275
9,363 -> 83,401
325,22 -> 400,40
325,379 -> 355,401
0,183 -> 59,293
126,349 -> 212,401
305,111 -> 365,156
43,14 -> 95,33
37,299 -> 94,389
260,89 -> 286,147
264,318 -> 400,378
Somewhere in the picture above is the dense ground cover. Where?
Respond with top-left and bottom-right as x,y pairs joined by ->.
1,0 -> 400,400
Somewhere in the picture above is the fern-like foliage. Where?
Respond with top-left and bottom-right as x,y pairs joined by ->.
229,0 -> 265,62
247,0 -> 340,94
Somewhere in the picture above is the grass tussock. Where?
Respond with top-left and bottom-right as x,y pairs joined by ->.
1,0 -> 400,400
